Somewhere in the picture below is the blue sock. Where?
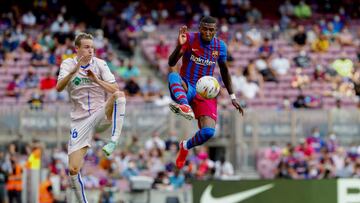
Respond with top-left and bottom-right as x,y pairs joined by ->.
168,72 -> 189,105
185,127 -> 215,150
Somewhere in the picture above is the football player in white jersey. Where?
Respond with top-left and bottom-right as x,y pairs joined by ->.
56,33 -> 126,203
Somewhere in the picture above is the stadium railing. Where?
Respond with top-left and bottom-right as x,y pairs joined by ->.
0,104 -> 359,171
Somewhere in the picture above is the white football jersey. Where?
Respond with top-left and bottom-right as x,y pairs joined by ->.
58,57 -> 116,120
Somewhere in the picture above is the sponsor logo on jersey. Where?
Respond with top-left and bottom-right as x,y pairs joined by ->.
190,54 -> 216,66
72,77 -> 91,86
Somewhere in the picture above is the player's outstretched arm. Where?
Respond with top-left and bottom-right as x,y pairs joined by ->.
168,25 -> 187,67
56,70 -> 76,92
219,61 -> 244,115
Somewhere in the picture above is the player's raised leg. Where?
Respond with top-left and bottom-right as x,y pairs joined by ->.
168,66 -> 194,120
176,116 -> 216,169
68,147 -> 89,203
102,91 -> 126,156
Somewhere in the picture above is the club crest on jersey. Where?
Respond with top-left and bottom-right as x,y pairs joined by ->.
212,51 -> 219,58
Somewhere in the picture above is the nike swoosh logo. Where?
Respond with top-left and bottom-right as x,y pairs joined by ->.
200,184 -> 274,203
192,48 -> 199,52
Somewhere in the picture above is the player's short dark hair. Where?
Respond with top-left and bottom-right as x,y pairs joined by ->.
74,33 -> 93,47
200,16 -> 217,25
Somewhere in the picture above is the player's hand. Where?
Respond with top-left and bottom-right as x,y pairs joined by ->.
79,55 -> 92,66
232,99 -> 244,116
87,70 -> 99,83
178,25 -> 188,45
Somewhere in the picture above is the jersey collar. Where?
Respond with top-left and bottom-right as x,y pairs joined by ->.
74,56 -> 94,68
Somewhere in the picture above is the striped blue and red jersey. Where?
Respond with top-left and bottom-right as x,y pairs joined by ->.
180,32 -> 227,86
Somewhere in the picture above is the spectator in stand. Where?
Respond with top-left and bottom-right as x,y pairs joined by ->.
153,171 -> 170,190
296,138 -> 315,158
246,60 -> 264,88
313,65 -> 327,81
153,91 -> 172,108
306,127 -> 326,153
40,71 -> 68,102
270,49 -> 290,76
23,67 -> 39,89
258,37 -> 274,58
307,25 -> 321,45
352,68 -> 360,98
142,77 -> 160,101
142,18 -> 157,36
20,35 -> 35,53
106,52 -> 121,73
145,132 -> 166,151
27,89 -> 44,110
6,74 -> 24,98
228,30 -> 243,53
31,45 -> 48,67
126,135 -> 141,155
293,154 -> 309,179
319,149 -> 336,178
122,160 -> 139,180
331,52 -> 354,78
255,54 -> 278,82
147,148 -> 165,175
214,157 -> 234,179
293,25 -> 307,49
40,72 -> 57,91
240,68 -> 261,99
276,160 -> 293,179
21,11 -> 36,27
246,4 -> 262,24
0,152 -> 6,203
332,15 -> 344,34
114,59 -> 127,77
353,163 -> 360,178
293,50 -> 312,68
336,26 -> 354,46
323,22 -> 338,42
245,27 -> 262,47
155,38 -> 169,60
326,132 -> 338,153
218,24 -> 231,43
120,60 -> 140,80
312,34 -> 330,52
50,15 -> 70,34
332,157 -> 354,178
294,1 -> 312,19
231,67 -> 246,94
279,0 -> 294,17
169,169 -> 185,189
293,94 -> 307,108
6,156 -> 23,203
124,77 -> 141,97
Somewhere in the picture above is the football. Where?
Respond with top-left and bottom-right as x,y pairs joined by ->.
196,76 -> 221,99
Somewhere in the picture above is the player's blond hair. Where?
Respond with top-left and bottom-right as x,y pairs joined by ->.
74,33 -> 93,47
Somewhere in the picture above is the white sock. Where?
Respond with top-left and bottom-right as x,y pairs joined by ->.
111,97 -> 126,142
69,173 -> 88,203
182,140 -> 188,150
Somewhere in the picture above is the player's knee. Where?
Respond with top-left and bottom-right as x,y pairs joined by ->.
69,165 -> 80,175
113,91 -> 126,100
201,127 -> 216,140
